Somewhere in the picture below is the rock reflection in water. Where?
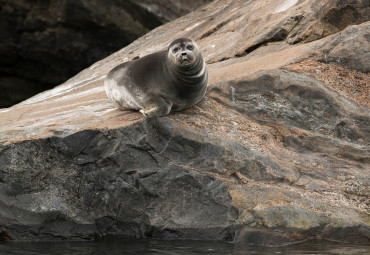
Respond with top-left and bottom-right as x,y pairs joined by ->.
1,240 -> 369,255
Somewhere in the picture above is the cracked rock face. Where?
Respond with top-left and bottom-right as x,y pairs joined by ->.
0,0 -> 369,246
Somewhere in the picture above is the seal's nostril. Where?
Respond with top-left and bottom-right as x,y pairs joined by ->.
181,52 -> 187,56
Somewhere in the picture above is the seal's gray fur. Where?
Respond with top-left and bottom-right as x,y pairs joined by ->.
104,38 -> 208,117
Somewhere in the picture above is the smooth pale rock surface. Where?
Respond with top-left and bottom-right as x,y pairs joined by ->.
0,0 -> 369,246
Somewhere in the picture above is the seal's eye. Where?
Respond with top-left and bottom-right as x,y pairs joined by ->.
186,45 -> 194,50
173,47 -> 180,53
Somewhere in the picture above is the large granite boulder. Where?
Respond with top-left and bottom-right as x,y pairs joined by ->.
0,0 -> 369,246
0,0 -> 211,107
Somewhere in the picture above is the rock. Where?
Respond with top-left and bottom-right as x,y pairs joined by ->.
0,0 -> 369,246
0,0 -> 211,108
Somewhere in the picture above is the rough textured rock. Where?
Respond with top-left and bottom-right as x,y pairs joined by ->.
0,0 -> 369,246
0,0 -> 211,107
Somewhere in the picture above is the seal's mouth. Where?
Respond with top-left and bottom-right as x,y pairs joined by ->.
173,50 -> 196,66
177,56 -> 194,66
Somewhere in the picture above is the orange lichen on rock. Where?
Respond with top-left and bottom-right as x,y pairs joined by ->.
286,60 -> 370,107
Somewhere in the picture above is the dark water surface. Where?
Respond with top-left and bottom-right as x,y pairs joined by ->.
1,239 -> 369,255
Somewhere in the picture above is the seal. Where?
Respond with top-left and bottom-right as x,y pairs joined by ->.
104,38 -> 208,117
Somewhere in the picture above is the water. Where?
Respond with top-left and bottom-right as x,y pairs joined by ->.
1,239 -> 369,255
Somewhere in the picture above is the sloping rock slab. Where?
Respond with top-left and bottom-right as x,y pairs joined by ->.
0,0 -> 369,246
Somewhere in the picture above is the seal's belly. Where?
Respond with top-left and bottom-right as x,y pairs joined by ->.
171,89 -> 206,111
104,78 -> 142,110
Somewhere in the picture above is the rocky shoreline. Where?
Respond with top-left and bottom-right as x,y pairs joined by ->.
0,0 -> 369,246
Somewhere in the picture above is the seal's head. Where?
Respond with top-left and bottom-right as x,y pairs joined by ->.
168,38 -> 200,67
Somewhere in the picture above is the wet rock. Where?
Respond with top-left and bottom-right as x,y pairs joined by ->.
0,0 -> 369,246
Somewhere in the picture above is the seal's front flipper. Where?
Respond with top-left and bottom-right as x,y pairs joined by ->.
139,99 -> 172,117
